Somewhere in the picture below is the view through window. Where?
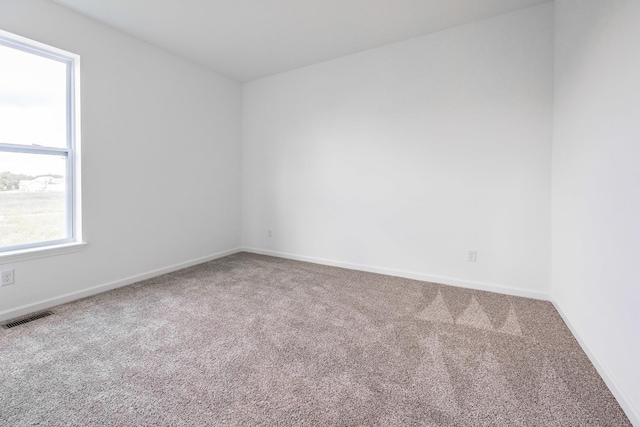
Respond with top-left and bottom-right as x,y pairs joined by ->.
0,32 -> 80,252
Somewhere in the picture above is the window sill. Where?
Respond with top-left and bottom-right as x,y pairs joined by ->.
0,242 -> 87,264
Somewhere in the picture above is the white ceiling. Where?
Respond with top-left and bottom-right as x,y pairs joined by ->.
50,0 -> 551,82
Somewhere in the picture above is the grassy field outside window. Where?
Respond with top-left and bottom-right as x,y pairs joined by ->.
0,191 -> 65,248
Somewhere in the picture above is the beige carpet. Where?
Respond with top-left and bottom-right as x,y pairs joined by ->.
0,252 -> 630,426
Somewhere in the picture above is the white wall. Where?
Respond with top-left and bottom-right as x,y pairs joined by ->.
553,0 -> 640,423
0,0 -> 242,319
242,4 -> 553,298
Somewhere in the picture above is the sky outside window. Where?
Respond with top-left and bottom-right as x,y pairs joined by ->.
0,42 -> 68,153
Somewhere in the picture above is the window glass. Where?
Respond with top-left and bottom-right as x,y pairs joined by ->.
0,152 -> 67,248
0,43 -> 68,148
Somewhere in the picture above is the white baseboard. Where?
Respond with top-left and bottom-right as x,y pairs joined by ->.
242,247 -> 548,301
0,247 -> 242,323
552,299 -> 639,426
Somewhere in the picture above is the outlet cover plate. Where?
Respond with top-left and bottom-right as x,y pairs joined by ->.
1,270 -> 14,286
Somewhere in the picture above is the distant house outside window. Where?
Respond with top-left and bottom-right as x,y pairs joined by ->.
0,30 -> 82,255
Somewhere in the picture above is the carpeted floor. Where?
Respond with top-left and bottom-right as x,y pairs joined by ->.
0,252 -> 630,426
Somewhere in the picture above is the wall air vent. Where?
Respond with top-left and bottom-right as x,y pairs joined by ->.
1,311 -> 54,329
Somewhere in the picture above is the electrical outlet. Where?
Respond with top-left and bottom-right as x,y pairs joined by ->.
268,229 -> 272,238
467,250 -> 477,262
1,269 -> 14,286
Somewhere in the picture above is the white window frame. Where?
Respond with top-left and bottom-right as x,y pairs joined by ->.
0,29 -> 85,262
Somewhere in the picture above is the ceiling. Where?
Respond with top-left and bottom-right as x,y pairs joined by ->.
50,0 -> 551,82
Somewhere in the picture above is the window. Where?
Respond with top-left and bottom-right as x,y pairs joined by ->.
0,30 -> 82,256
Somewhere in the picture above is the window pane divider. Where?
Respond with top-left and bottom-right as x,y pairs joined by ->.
0,143 -> 69,156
